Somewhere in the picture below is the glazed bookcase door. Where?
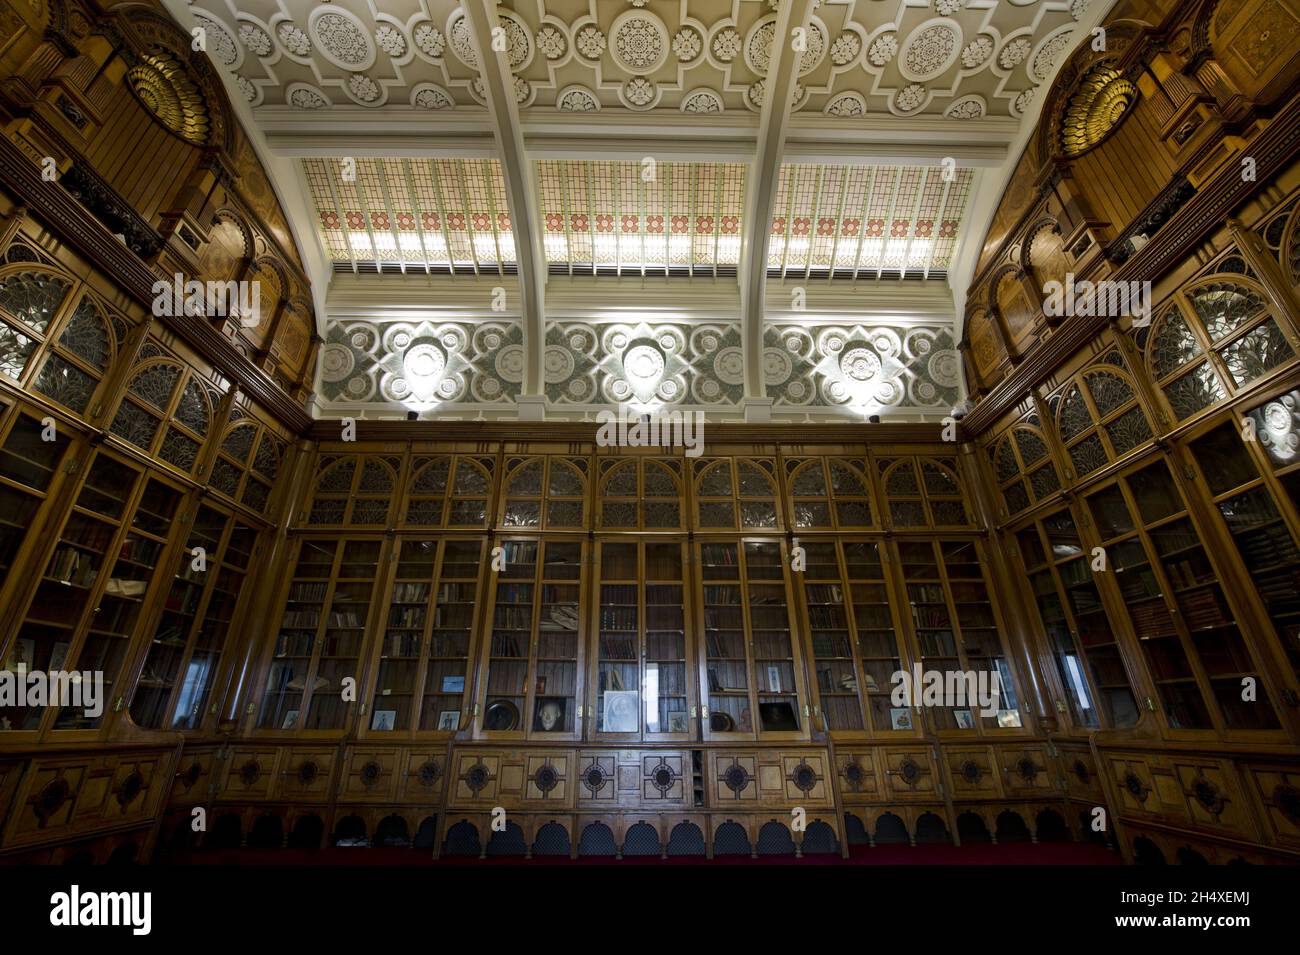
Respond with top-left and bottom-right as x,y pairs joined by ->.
257,537 -> 385,734
591,539 -> 693,742
893,538 -> 1024,734
1083,459 -> 1282,734
1184,408 -> 1300,703
4,448 -> 184,735
799,540 -> 866,733
0,408 -> 72,627
843,540 -> 910,734
697,538 -> 808,741
129,503 -> 257,731
365,537 -> 485,736
1014,508 -> 1140,731
477,538 -> 585,740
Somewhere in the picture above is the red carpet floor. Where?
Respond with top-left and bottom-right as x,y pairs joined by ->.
166,842 -> 1121,865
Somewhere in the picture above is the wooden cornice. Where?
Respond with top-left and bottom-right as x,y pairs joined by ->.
0,134 -> 313,432
305,418 -> 951,446
962,93 -> 1300,435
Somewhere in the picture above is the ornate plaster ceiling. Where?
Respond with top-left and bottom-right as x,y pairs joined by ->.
192,0 -> 1087,119
165,0 -> 1115,422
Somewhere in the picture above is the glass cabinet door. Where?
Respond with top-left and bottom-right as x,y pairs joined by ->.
130,504 -> 229,729
802,541 -> 863,732
0,411 -> 70,583
258,538 -> 382,732
173,521 -> 255,730
1085,460 -> 1279,731
698,539 -> 806,739
592,540 -> 690,740
479,539 -> 583,739
843,541 -> 907,733
1017,510 -> 1139,729
896,539 -> 1022,732
368,537 -> 484,734
7,452 -> 143,730
1189,416 -> 1300,695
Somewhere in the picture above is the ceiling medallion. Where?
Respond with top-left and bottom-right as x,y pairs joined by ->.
278,22 -> 311,56
127,52 -> 211,145
900,21 -> 960,81
611,11 -> 669,74
310,7 -> 375,71
895,83 -> 928,113
576,25 -> 607,60
946,96 -> 984,119
682,88 -> 723,113
557,85 -> 599,111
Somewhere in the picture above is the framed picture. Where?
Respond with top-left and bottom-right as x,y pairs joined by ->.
370,709 -> 396,731
889,707 -> 914,730
281,709 -> 299,730
440,675 -> 465,694
954,709 -> 975,729
533,697 -> 569,733
667,712 -> 689,733
766,665 -> 781,693
996,709 -> 1023,728
601,690 -> 639,733
437,710 -> 460,731
4,638 -> 34,671
535,676 -> 547,695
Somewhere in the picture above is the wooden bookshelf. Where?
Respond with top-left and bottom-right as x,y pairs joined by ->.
476,539 -> 584,739
590,539 -> 692,740
257,538 -> 383,733
697,539 -> 807,740
365,537 -> 486,735
1084,458 -> 1280,732
129,504 -> 257,731
1016,507 -> 1140,730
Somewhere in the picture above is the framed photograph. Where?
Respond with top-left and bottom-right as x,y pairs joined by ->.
601,689 -> 639,733
4,638 -> 34,672
533,696 -> 569,733
440,675 -> 465,694
996,709 -> 1023,728
667,711 -> 689,733
766,665 -> 781,693
954,709 -> 975,729
889,707 -> 914,731
370,709 -> 396,731
436,710 -> 460,731
535,676 -> 547,695
48,642 -> 70,673
281,709 -> 299,730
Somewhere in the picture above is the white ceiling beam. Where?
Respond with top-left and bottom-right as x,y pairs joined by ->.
463,0 -> 547,396
739,0 -> 814,402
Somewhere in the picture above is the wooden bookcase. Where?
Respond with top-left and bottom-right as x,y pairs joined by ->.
1082,458 -> 1281,733
1014,506 -> 1140,730
696,538 -> 809,741
475,538 -> 585,740
257,537 -> 385,734
363,536 -> 487,736
129,502 -> 259,731
589,538 -> 694,741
